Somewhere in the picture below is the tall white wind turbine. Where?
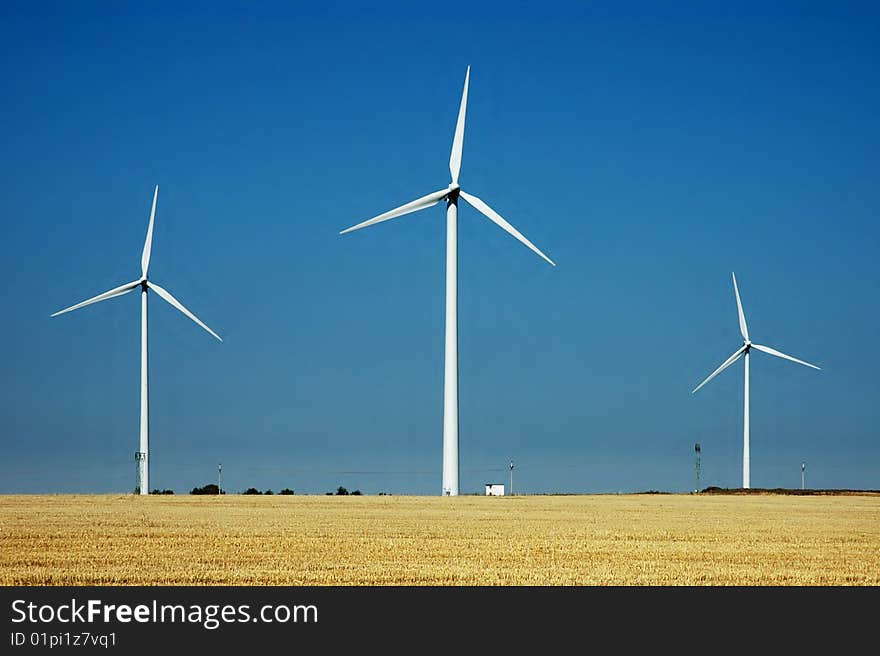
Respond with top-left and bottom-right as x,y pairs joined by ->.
692,273 -> 819,488
52,186 -> 222,495
340,67 -> 555,496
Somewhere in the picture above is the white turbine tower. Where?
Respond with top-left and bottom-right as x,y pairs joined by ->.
52,186 -> 222,495
340,67 -> 555,496
692,272 -> 819,489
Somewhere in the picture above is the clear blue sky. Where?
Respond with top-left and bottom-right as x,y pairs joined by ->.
2,1 -> 878,494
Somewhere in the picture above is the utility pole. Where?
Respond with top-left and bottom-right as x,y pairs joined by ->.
509,460 -> 514,496
218,463 -> 222,495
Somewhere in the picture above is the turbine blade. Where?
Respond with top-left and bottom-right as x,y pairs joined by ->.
459,190 -> 555,266
751,343 -> 820,370
51,280 -> 141,317
732,272 -> 749,341
141,185 -> 159,278
692,345 -> 747,394
147,281 -> 222,342
449,66 -> 470,185
339,188 -> 449,235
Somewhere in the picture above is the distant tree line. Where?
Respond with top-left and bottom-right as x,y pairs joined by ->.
191,484 -> 224,495
187,484 -> 296,495
242,488 -> 295,495
143,485 -> 311,495
327,487 -> 361,496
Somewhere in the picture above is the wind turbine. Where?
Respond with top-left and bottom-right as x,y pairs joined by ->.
340,67 -> 555,496
52,186 -> 222,495
692,272 -> 819,489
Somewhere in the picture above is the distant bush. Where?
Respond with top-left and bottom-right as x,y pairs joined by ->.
242,488 -> 262,495
150,489 -> 174,495
191,484 -> 222,495
351,490 -> 362,496
264,489 -> 274,495
336,487 -> 349,496
279,488 -> 295,495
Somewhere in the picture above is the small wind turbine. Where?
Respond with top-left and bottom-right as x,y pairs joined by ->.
692,273 -> 819,489
52,186 -> 222,495
340,67 -> 555,496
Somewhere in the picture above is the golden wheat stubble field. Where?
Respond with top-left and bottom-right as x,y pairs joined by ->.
0,494 -> 877,585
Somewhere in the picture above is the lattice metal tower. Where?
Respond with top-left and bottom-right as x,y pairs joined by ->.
694,443 -> 702,493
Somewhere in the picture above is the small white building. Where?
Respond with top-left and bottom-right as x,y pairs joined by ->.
485,483 -> 505,496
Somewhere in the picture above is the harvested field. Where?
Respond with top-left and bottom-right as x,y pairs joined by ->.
0,494 -> 877,585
